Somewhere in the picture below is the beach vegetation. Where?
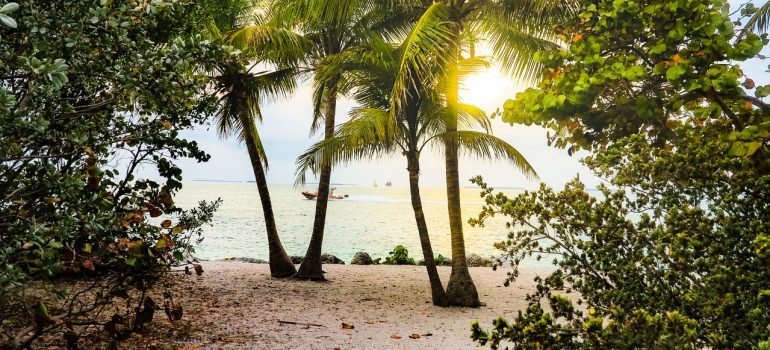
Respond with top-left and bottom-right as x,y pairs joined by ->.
471,0 -> 770,347
383,245 -> 416,266
0,0 -> 230,347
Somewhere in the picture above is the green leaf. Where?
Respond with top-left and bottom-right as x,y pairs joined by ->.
666,64 -> 687,81
728,142 -> 747,156
0,2 -> 18,13
745,141 -> 762,156
0,13 -> 16,28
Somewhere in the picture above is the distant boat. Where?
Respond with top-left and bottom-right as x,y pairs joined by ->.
385,181 -> 392,187
373,181 -> 378,187
301,187 -> 348,200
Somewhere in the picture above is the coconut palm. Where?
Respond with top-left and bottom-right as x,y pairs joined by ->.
295,22 -> 537,305
211,61 -> 299,277
194,0 -> 312,278
233,0 -> 424,279
404,0 -> 577,306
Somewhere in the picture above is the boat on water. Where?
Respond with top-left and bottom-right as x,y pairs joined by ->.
301,187 -> 348,200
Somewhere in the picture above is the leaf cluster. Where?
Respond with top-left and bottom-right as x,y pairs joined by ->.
0,0 -> 231,347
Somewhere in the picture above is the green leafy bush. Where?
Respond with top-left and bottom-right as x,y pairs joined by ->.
383,245 -> 416,265
472,127 -> 770,347
471,0 -> 770,348
435,254 -> 450,266
0,0 -> 234,348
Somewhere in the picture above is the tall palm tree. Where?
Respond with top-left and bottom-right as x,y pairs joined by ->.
405,0 -> 577,306
234,0 -> 419,279
295,24 -> 537,305
197,0 -> 312,278
211,61 -> 299,277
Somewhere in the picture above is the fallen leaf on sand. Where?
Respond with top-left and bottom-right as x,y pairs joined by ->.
341,322 -> 355,329
422,333 -> 433,337
409,334 -> 420,339
391,333 -> 402,339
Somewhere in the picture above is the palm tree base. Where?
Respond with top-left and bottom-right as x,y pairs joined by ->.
294,273 -> 325,281
269,252 -> 297,278
430,291 -> 450,307
296,260 -> 326,280
269,263 -> 297,278
446,265 -> 481,307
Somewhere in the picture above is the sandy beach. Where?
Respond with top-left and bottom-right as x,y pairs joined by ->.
159,261 -> 554,350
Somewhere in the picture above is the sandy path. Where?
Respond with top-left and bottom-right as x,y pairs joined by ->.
168,262 -> 553,350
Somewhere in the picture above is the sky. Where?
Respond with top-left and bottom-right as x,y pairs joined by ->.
145,1 -> 769,191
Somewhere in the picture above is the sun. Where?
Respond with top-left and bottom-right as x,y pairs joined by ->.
459,68 -> 519,110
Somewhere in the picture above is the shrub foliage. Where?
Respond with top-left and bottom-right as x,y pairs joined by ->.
0,0 -> 233,348
471,0 -> 770,348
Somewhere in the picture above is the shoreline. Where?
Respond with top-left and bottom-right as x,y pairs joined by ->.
159,261 -> 555,350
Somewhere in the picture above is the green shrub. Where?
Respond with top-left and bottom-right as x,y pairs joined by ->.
435,254 -> 449,266
0,0 -> 233,347
383,245 -> 416,265
471,0 -> 770,347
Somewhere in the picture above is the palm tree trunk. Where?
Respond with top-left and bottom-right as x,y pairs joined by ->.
297,79 -> 338,280
444,23 -> 481,307
241,116 -> 296,278
407,153 -> 449,306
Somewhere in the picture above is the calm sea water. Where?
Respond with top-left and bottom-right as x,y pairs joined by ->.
174,181 -> 527,264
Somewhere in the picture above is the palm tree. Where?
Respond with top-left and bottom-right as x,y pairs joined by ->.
295,24 -> 537,305
234,0 -> 420,279
211,61 -> 299,277
195,0 -> 312,278
404,0 -> 576,306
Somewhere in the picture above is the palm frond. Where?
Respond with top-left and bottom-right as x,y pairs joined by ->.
457,103 -> 492,133
462,0 -> 578,80
309,80 -> 326,135
343,107 -> 399,142
431,130 -> 538,180
457,56 -> 492,79
250,68 -> 300,104
475,17 -> 562,81
228,25 -> 310,65
391,2 -> 455,115
295,111 -> 398,185
742,1 -> 770,37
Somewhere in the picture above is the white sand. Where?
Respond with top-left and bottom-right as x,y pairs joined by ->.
164,262 -> 554,350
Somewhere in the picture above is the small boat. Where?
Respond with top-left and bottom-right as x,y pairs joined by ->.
301,187 -> 348,200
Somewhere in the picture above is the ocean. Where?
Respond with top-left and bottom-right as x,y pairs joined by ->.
174,181 -> 530,265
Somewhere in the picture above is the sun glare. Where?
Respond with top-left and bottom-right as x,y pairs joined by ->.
459,68 -> 518,109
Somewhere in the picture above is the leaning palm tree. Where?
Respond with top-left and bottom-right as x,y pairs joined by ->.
295,25 -> 537,305
199,0 -> 311,278
211,61 -> 299,277
234,0 -> 422,279
406,0 -> 577,306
